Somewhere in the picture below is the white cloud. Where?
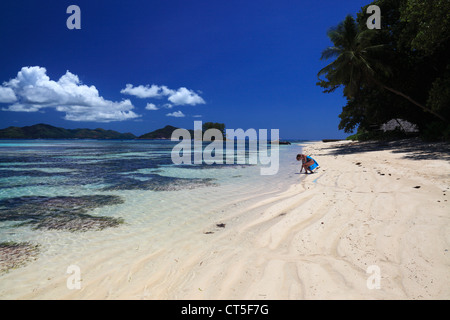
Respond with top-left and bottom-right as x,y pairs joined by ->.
166,111 -> 185,118
162,103 -> 173,109
120,84 -> 173,99
0,87 -> 17,103
168,87 -> 205,106
145,103 -> 159,110
0,66 -> 140,122
121,83 -> 205,106
4,103 -> 41,112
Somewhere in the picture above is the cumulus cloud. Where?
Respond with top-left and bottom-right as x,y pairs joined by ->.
0,66 -> 140,122
121,83 -> 205,106
166,111 -> 185,118
168,87 -> 205,106
145,103 -> 159,110
0,87 -> 17,103
162,103 -> 174,109
120,84 -> 173,99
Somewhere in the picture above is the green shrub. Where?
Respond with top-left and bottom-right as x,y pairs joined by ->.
421,121 -> 450,141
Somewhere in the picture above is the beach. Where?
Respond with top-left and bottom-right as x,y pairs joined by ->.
0,139 -> 449,299
156,139 -> 450,300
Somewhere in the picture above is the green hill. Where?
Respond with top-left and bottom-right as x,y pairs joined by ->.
0,123 -> 218,140
138,125 -> 194,139
0,124 -> 136,139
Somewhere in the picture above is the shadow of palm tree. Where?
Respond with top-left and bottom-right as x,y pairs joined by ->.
320,138 -> 450,161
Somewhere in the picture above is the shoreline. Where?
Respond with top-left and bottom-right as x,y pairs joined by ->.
1,138 -> 449,299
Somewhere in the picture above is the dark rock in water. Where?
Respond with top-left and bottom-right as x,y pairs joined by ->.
0,242 -> 40,273
34,214 -> 124,232
176,163 -> 252,170
0,195 -> 124,232
102,174 -> 217,191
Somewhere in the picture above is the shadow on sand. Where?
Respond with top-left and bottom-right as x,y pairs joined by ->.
320,138 -> 450,161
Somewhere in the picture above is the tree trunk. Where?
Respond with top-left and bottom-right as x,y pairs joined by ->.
377,81 -> 448,122
367,74 -> 447,122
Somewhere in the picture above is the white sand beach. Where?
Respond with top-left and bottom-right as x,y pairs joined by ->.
1,139 -> 449,300
155,139 -> 450,300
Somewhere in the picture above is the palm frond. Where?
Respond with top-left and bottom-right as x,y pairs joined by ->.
320,47 -> 342,60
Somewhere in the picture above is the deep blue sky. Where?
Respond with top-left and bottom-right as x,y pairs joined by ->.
0,0 -> 371,139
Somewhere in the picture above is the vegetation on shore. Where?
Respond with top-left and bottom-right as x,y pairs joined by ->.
317,0 -> 450,141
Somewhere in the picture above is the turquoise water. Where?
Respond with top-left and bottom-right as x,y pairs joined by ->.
0,139 -> 305,240
0,139 -> 311,298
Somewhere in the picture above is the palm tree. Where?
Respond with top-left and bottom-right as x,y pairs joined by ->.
317,15 -> 447,122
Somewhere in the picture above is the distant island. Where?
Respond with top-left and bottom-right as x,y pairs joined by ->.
138,125 -> 194,140
0,123 -> 295,142
0,123 -> 204,140
0,124 -> 137,140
